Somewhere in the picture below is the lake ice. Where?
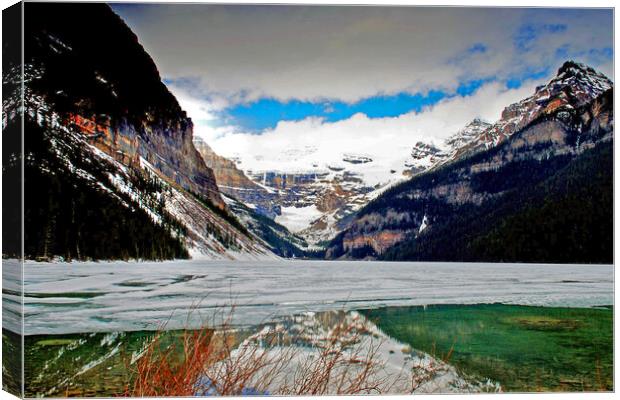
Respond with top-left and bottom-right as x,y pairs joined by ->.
3,259 -> 613,335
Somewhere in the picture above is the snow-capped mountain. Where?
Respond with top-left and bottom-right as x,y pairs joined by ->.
196,60 -> 613,249
194,137 -> 281,219
403,118 -> 492,175
326,61 -> 614,261
443,118 -> 492,160
445,118 -> 492,150
402,61 -> 613,173
462,61 -> 613,156
385,61 -> 613,177
238,154 -> 405,245
220,132 -> 462,245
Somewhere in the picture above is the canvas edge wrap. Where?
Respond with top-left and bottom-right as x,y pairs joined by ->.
2,1 -> 25,398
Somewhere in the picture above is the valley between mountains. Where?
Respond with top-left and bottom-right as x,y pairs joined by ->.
3,3 -> 613,264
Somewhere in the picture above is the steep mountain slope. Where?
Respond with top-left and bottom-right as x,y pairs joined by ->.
194,138 -> 315,256
4,3 -> 276,260
460,61 -> 612,156
326,62 -> 613,263
24,3 -> 223,208
223,195 -> 315,258
194,137 -> 281,218
383,141 -> 612,263
403,118 -> 492,176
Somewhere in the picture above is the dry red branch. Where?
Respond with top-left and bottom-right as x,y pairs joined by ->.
125,308 -> 440,397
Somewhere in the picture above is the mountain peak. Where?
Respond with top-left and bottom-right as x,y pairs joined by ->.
447,118 -> 491,144
446,61 -> 613,159
558,60 -> 597,77
551,60 -> 612,96
465,118 -> 491,128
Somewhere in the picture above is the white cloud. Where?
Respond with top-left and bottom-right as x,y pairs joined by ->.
111,5 -> 612,179
168,84 -> 238,142
192,79 -> 539,187
169,85 -> 217,122
113,5 -> 613,106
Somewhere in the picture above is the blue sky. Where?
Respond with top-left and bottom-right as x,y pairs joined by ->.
113,5 -> 613,134
164,64 -> 592,133
170,84 -> 449,133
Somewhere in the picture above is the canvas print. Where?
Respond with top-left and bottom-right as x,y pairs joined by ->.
1,1 -> 614,397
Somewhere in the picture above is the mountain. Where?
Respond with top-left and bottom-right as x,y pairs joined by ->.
223,195 -> 316,258
193,138 -> 319,256
458,60 -> 612,157
442,118 -> 493,162
326,61 -> 613,263
403,118 -> 492,177
3,3 -> 276,261
226,138 -> 438,246
226,66 -> 603,247
193,137 -> 281,219
404,142 -> 443,176
219,116 -> 494,247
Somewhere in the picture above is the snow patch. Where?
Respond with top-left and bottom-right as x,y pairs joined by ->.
418,214 -> 428,234
275,205 -> 323,233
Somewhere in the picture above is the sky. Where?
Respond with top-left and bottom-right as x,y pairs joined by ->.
111,4 -> 613,168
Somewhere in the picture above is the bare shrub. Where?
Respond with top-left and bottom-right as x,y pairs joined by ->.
275,313 -> 389,395
127,324 -> 215,396
125,307 -> 407,396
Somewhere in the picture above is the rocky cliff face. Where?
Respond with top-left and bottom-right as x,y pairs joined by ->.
10,2 -> 277,260
402,62 -> 612,175
326,62 -> 613,262
194,138 -> 281,218
404,142 -> 443,176
461,61 -> 612,157
245,169 -> 373,244
402,117 -> 491,176
24,2 -> 224,209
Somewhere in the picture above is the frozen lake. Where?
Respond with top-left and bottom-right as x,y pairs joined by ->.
3,259 -> 614,335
